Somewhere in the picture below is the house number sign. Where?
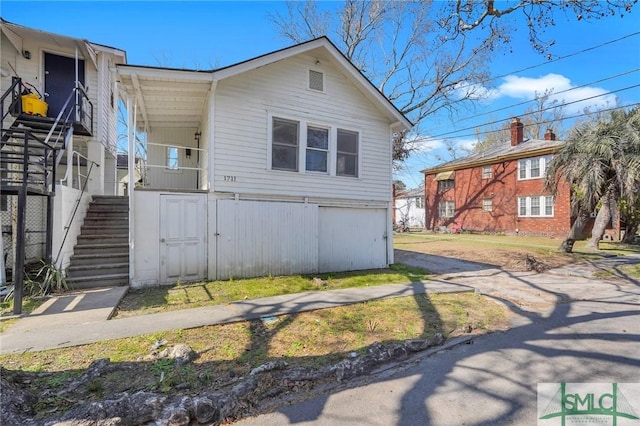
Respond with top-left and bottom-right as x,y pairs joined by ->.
223,175 -> 237,182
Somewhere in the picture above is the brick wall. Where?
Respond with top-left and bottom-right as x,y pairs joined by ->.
425,159 -> 572,237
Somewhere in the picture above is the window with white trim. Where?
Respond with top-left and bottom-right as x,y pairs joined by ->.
518,155 -> 551,180
518,196 -> 554,217
270,116 -> 359,177
439,201 -> 455,218
306,126 -> 329,173
482,165 -> 492,179
166,146 -> 179,170
482,198 -> 493,212
415,196 -> 425,209
272,117 -> 299,172
437,180 -> 454,191
337,129 -> 358,177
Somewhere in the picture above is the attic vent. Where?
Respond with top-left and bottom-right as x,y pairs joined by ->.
309,70 -> 324,91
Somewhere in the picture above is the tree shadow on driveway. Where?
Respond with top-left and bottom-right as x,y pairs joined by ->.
251,253 -> 640,425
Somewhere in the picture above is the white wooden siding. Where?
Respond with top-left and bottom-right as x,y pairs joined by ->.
215,200 -> 318,279
132,190 -> 161,287
1,34 -> 19,129
97,53 -> 117,155
318,207 -> 387,272
212,52 -> 392,201
0,32 -> 103,144
52,186 -> 91,270
146,127 -> 199,189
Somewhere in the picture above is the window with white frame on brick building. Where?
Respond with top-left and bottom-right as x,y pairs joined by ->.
439,201 -> 455,218
518,195 -> 554,217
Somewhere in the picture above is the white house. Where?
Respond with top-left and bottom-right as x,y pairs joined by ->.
394,188 -> 426,229
117,37 -> 412,287
1,19 -> 412,293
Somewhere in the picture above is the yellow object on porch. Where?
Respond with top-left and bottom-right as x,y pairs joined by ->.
21,93 -> 48,117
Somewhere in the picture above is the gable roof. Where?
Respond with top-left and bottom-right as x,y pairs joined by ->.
213,37 -> 412,130
116,36 -> 412,132
421,137 -> 565,175
395,188 -> 424,199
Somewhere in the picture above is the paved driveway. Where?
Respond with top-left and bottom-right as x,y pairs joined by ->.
237,253 -> 640,425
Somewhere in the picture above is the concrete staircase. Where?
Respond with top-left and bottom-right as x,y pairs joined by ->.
66,195 -> 129,289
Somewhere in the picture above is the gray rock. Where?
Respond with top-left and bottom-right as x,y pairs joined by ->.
249,360 -> 288,376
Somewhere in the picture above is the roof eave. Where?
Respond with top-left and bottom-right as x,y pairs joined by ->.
421,145 -> 562,175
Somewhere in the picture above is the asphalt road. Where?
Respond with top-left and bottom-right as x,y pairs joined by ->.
236,254 -> 640,425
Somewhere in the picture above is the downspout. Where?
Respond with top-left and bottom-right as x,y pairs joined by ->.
387,123 -> 402,266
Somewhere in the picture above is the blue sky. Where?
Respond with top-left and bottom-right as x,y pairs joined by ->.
3,1 -> 639,188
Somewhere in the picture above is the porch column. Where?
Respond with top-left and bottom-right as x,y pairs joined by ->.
103,152 -> 117,195
127,95 -> 136,284
87,141 -> 105,195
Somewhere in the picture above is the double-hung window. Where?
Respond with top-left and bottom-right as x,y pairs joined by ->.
272,118 -> 299,172
518,156 -> 550,180
518,195 -> 554,217
337,129 -> 358,177
482,165 -> 492,179
439,201 -> 455,218
437,180 -> 454,191
166,146 -> 179,170
270,116 -> 359,177
306,126 -> 329,173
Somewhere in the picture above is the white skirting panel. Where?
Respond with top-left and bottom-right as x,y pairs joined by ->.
318,207 -> 387,272
215,200 -> 319,279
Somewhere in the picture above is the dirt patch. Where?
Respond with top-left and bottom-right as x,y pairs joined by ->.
394,234 -> 577,272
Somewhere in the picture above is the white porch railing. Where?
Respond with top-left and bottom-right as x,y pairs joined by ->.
136,142 -> 206,190
60,150 -> 90,190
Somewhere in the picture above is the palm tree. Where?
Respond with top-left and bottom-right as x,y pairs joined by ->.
546,107 -> 640,251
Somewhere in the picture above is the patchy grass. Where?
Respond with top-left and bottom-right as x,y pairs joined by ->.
0,297 -> 47,332
114,264 -> 429,318
593,263 -> 640,280
393,232 -> 639,271
0,292 -> 507,417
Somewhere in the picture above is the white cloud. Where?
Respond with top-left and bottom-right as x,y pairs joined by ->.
494,73 -> 618,114
455,138 -> 478,152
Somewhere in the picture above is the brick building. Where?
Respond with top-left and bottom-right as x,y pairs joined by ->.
421,118 -> 572,237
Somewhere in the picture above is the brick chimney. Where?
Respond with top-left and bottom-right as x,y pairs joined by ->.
544,128 -> 556,141
510,117 -> 524,146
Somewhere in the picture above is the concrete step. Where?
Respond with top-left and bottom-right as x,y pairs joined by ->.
72,243 -> 129,256
69,252 -> 129,266
88,200 -> 129,207
92,195 -> 128,201
85,209 -> 128,217
67,262 -> 129,278
67,273 -> 129,289
82,217 -> 128,226
76,234 -> 128,245
80,225 -> 129,235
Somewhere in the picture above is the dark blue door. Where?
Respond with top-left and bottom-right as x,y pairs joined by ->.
44,53 -> 85,119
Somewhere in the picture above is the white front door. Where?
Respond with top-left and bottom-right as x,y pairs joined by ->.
159,194 -> 206,283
